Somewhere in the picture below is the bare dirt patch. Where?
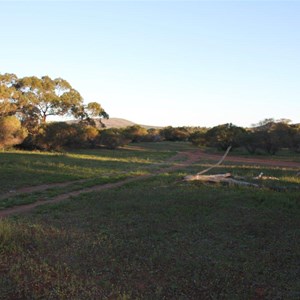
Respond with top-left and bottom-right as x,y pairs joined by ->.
198,151 -> 300,169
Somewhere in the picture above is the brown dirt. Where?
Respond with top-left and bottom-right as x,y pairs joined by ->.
0,150 -> 299,219
198,151 -> 300,168
0,179 -> 88,201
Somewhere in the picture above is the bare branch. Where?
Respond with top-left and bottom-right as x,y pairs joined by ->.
196,146 -> 232,176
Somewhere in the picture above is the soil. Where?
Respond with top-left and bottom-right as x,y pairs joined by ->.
0,150 -> 299,219
0,179 -> 88,201
198,151 -> 300,168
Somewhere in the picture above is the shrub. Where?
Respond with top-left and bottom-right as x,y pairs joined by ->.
122,125 -> 148,142
189,130 -> 207,147
205,123 -> 246,150
98,128 -> 129,149
0,116 -> 28,149
160,126 -> 190,141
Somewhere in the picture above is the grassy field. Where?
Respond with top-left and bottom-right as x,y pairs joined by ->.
0,146 -> 176,193
0,142 -> 299,299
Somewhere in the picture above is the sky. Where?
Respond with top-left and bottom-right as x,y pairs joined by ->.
1,0 -> 299,127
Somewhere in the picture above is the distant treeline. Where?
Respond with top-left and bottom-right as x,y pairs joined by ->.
1,117 -> 300,155
91,120 -> 300,154
1,73 -> 299,154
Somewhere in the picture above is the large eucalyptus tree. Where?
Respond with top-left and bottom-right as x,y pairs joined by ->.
16,75 -> 83,123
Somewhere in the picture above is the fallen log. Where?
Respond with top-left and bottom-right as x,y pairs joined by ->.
183,147 -> 261,187
182,146 -> 293,189
197,146 -> 232,176
183,146 -> 233,182
184,173 -> 232,182
183,173 -> 260,188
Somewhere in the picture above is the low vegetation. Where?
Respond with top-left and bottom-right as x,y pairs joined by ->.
0,144 -> 180,194
0,142 -> 299,299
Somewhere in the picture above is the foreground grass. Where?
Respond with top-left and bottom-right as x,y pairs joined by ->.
0,175 -> 129,210
0,142 -> 196,209
1,166 -> 299,299
0,142 -> 299,298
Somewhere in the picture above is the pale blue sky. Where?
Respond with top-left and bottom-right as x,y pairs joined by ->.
1,1 -> 299,127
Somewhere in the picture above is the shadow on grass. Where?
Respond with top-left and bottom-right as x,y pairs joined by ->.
1,172 -> 298,299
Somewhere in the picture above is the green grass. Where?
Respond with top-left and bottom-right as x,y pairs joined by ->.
0,142 -> 184,194
0,175 -> 130,209
0,142 -> 299,299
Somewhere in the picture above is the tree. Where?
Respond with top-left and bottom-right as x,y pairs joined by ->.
1,73 -> 109,130
249,120 -> 294,154
72,101 -> 109,127
290,124 -> 300,153
0,73 -> 23,118
205,123 -> 246,150
238,130 -> 261,154
1,72 -> 109,150
16,75 -> 83,123
251,118 -> 275,128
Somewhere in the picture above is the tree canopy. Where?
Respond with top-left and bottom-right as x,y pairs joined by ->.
16,75 -> 83,123
0,72 -> 108,148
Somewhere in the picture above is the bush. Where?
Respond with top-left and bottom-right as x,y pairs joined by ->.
98,128 -> 129,149
122,125 -> 148,142
0,116 -> 28,149
244,121 -> 295,155
205,123 -> 246,150
160,126 -> 190,141
39,123 -> 79,150
188,128 -> 208,147
81,126 -> 99,148
290,125 -> 300,153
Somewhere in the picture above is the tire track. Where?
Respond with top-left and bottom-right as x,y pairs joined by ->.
1,149 -> 299,219
0,151 -> 198,218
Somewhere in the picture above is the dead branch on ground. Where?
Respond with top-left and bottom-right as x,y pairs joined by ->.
183,146 -> 274,188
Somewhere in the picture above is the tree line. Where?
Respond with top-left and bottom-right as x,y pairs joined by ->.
189,120 -> 300,154
1,73 -> 299,154
114,120 -> 300,155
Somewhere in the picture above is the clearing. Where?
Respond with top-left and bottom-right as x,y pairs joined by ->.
0,142 -> 299,299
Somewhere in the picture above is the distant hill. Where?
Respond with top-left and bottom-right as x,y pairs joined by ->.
100,118 -> 136,128
102,118 -> 162,129
67,118 -> 162,129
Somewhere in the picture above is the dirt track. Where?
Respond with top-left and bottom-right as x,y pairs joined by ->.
0,150 -> 299,219
0,151 -> 199,218
199,151 -> 300,168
